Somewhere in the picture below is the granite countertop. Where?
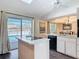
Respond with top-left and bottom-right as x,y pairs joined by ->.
58,35 -> 77,39
48,34 -> 77,39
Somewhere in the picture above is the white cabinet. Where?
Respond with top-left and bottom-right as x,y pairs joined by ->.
57,36 -> 77,58
65,38 -> 76,58
77,39 -> 79,58
57,37 -> 65,54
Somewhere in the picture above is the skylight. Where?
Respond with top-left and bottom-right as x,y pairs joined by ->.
22,0 -> 33,4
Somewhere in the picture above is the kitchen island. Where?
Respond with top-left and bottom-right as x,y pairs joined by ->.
18,37 -> 50,59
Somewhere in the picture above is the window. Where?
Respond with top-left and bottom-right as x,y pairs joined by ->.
50,23 -> 56,33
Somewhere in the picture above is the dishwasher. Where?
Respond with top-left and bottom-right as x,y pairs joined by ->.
48,35 -> 57,51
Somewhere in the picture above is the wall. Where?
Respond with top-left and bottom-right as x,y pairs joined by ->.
49,16 -> 77,35
34,19 -> 39,36
49,21 -> 63,34
56,23 -> 63,34
77,8 -> 79,19
72,21 -> 77,34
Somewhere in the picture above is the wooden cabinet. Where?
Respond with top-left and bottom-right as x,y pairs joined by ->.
66,38 -> 76,58
57,37 -> 65,54
19,39 -> 49,59
77,39 -> 79,58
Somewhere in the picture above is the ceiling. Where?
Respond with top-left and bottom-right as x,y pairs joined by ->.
0,0 -> 79,19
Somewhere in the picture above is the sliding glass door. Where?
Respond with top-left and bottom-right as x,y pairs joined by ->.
8,18 -> 21,50
7,17 -> 33,50
22,18 -> 32,40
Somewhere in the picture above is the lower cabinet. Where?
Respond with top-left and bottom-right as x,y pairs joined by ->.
66,38 -> 76,58
57,37 -> 66,54
77,39 -> 79,58
57,36 -> 77,58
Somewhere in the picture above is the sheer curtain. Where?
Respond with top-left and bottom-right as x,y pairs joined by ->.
0,11 -> 34,54
0,11 -> 10,54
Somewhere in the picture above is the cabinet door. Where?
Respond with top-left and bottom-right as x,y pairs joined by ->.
57,37 -> 65,54
66,38 -> 76,58
77,39 -> 79,58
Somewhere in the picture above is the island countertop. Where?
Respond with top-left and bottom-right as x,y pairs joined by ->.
18,37 -> 50,45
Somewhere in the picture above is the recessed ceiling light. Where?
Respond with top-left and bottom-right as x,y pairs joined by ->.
22,0 -> 33,4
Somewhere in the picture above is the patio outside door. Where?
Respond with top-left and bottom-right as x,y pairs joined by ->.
8,18 -> 21,50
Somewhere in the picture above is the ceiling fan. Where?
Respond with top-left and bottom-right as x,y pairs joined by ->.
52,0 -> 68,8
